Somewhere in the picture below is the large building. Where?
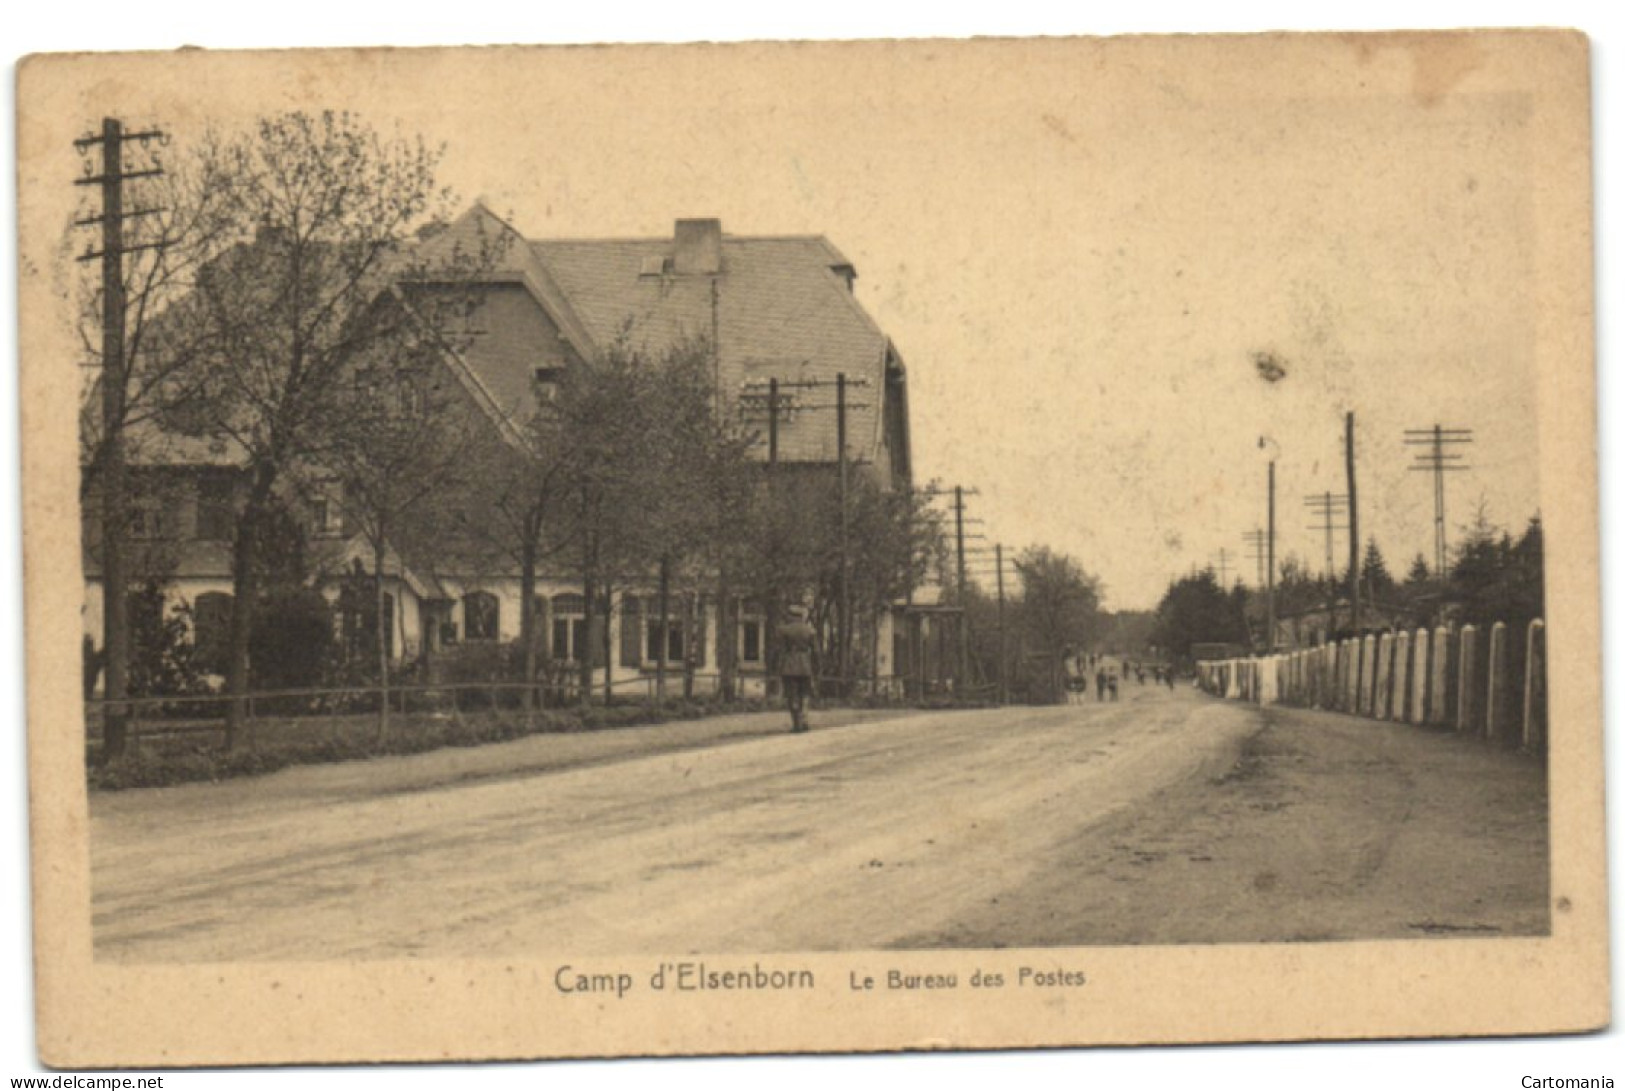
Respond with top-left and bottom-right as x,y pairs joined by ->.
83,205 -> 918,694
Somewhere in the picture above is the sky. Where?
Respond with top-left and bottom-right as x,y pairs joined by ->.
26,35 -> 1552,611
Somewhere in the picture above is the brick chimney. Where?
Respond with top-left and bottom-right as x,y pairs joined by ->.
673,218 -> 722,275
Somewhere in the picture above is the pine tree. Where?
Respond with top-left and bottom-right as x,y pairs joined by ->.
1361,538 -> 1395,600
1151,569 -> 1248,664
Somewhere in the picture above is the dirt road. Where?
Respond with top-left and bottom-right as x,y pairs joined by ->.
90,685 -> 1548,961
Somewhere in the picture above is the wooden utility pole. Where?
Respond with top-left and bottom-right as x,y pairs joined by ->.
657,554 -> 671,699
741,373 -> 869,696
1243,528 -> 1266,589
373,534 -> 391,742
953,486 -> 970,690
762,378 -> 779,698
1304,491 -> 1349,581
837,371 -> 850,696
1266,459 -> 1277,654
767,377 -> 779,467
603,578 -> 615,705
1406,422 -> 1474,580
1305,490 -> 1349,634
96,119 -> 130,758
1346,411 -> 1361,634
579,556 -> 597,709
75,117 -> 165,761
995,542 -> 1007,705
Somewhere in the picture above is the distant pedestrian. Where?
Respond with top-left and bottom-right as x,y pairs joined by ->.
1095,668 -> 1107,701
1066,654 -> 1088,705
1059,650 -> 1085,708
1065,674 -> 1084,705
1108,672 -> 1120,701
777,603 -> 817,733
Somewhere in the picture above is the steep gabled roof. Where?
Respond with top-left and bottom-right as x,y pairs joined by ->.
399,205 -> 602,444
529,232 -> 891,464
413,203 -> 598,359
90,209 -> 909,579
411,210 -> 900,467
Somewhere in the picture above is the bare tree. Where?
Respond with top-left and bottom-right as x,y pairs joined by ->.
319,315 -> 495,741
161,110 -> 479,748
633,339 -> 755,699
733,469 -> 946,688
76,142 -> 240,496
459,427 -> 572,708
552,340 -> 727,704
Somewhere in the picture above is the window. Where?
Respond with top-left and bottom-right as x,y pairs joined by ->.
551,593 -> 607,665
313,498 -> 340,537
552,593 -> 586,663
553,616 -> 586,662
191,592 -> 233,674
311,482 -> 344,537
463,590 -> 500,641
438,609 -> 459,646
338,573 -> 395,662
737,600 -> 765,668
533,366 -> 564,406
129,495 -> 167,539
632,596 -> 708,668
395,373 -> 425,417
620,596 -> 642,668
195,474 -> 235,540
646,617 -> 685,664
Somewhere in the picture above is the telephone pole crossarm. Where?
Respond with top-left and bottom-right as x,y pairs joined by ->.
1405,423 -> 1475,580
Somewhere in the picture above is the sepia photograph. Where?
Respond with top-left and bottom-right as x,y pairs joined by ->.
11,15 -> 1610,1073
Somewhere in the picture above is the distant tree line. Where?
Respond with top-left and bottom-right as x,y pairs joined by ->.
1149,508 -> 1545,666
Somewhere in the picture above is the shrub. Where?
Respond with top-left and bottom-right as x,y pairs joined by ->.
250,586 -> 336,690
436,642 -> 519,685
126,583 -> 208,698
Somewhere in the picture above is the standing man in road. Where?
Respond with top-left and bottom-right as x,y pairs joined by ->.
1064,646 -> 1087,705
778,602 -> 817,733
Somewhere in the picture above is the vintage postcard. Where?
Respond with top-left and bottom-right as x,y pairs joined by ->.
17,30 -> 1606,1066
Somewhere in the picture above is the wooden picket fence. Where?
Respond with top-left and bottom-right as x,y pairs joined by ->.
1195,618 -> 1547,753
